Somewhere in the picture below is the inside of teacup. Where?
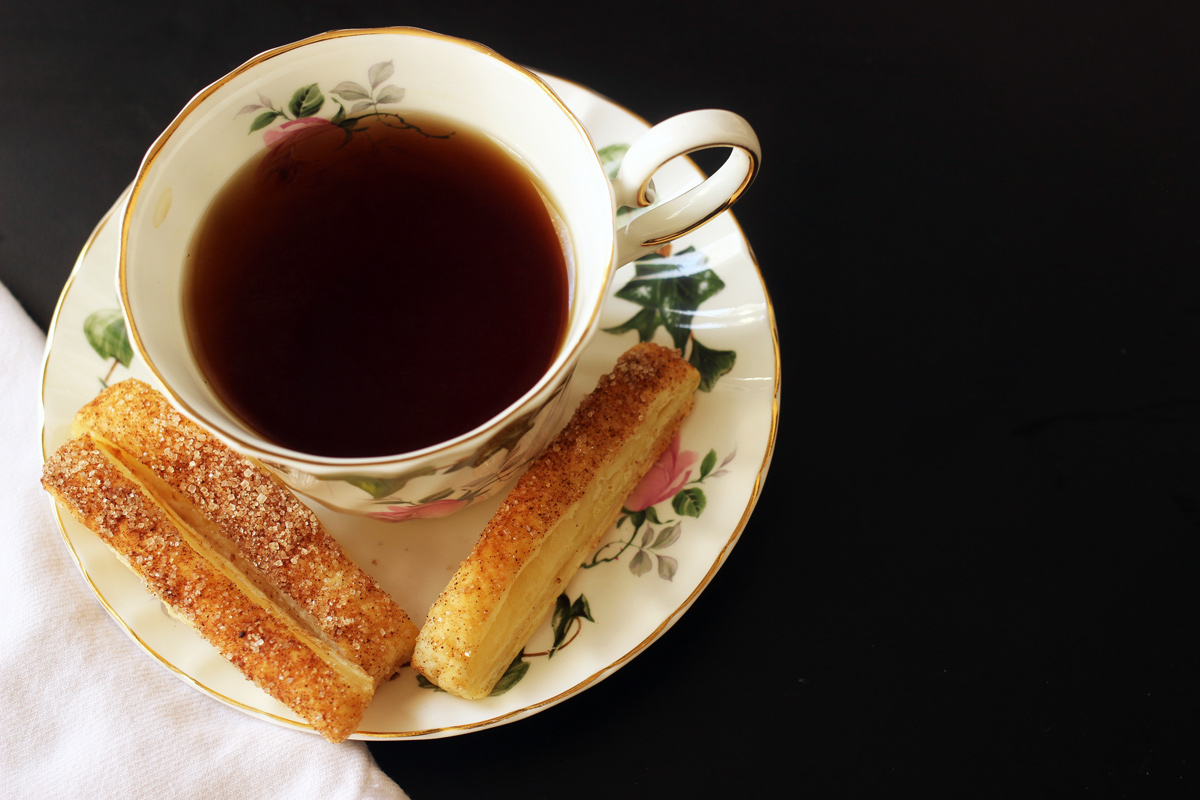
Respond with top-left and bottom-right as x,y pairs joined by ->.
121,28 -> 614,465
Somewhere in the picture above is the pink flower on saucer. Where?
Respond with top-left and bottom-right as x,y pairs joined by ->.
368,498 -> 469,523
625,434 -> 698,512
262,116 -> 337,147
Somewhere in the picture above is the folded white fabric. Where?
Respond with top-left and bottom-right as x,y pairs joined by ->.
0,282 -> 408,800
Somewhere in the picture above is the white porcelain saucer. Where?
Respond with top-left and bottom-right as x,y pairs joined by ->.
38,73 -> 780,739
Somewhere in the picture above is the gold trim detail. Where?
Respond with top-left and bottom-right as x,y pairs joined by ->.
635,143 -> 760,247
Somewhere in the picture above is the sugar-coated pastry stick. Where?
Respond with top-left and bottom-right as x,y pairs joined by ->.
70,379 -> 418,686
43,436 -> 373,742
413,342 -> 701,699
44,379 -> 421,741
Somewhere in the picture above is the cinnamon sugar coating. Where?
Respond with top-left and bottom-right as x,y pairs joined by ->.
413,342 -> 700,698
41,437 -> 371,742
472,342 -> 699,590
71,379 -> 417,685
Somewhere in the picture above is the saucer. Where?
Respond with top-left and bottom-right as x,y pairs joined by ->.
38,72 -> 780,739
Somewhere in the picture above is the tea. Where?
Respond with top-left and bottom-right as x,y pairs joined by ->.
183,113 -> 570,458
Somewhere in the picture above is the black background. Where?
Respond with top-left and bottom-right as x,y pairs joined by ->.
4,2 -> 1198,797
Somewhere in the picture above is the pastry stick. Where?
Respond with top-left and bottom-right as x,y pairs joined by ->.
412,342 -> 701,699
70,379 -> 418,686
43,436 -> 372,742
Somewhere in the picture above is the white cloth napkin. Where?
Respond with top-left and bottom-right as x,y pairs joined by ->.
0,282 -> 408,800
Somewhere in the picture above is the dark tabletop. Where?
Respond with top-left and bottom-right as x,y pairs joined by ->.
4,2 -> 1197,797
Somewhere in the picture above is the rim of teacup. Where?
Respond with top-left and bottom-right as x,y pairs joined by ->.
119,26 -> 614,471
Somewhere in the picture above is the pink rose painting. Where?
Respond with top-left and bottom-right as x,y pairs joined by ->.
583,437 -> 731,580
368,497 -> 469,523
262,116 -> 338,147
239,68 -> 453,188
239,62 -> 447,161
624,434 -> 698,512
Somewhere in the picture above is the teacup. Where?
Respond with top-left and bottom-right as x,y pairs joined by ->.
119,27 -> 760,519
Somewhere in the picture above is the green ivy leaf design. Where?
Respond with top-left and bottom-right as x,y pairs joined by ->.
489,651 -> 531,696
672,487 -> 707,518
699,448 -> 718,480
630,549 -> 653,577
289,84 -> 324,118
599,131 -> 742,392
603,246 -> 735,390
603,305 -> 660,344
83,309 -> 132,366
688,339 -> 737,393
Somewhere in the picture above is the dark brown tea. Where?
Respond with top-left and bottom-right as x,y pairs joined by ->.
183,113 -> 569,458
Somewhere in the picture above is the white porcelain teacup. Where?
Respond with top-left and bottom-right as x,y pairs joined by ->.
119,27 -> 760,519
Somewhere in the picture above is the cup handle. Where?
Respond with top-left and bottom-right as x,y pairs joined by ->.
611,109 -> 761,266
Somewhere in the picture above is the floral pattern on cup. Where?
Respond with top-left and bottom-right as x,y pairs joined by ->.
261,116 -> 336,147
368,497 -> 470,523
236,61 -> 451,145
78,300 -> 567,517
84,135 -> 738,524
337,385 -> 568,517
264,401 -> 561,516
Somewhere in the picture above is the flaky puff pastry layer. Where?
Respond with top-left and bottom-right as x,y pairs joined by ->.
412,342 -> 701,699
43,436 -> 372,742
70,379 -> 418,686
